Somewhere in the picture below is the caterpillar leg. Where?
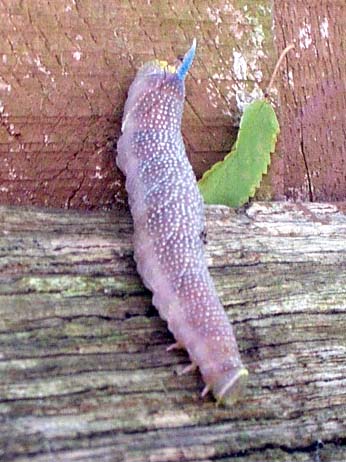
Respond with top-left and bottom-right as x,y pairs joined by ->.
200,228 -> 207,244
166,342 -> 183,352
201,384 -> 211,398
179,362 -> 197,375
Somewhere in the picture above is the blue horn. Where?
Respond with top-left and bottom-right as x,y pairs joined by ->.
177,39 -> 197,80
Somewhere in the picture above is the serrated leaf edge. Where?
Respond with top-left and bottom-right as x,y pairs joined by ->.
198,100 -> 280,207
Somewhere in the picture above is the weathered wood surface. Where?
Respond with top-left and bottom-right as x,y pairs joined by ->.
1,202 -> 345,461
1,1 -> 346,210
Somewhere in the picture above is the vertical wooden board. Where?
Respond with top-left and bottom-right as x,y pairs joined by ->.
0,0 -> 276,209
274,0 -> 346,201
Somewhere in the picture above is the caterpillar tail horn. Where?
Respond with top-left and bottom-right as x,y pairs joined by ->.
177,38 -> 197,80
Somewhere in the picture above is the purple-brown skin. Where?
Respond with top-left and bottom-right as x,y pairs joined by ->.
117,41 -> 248,404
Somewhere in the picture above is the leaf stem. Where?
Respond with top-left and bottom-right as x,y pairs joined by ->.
265,43 -> 295,97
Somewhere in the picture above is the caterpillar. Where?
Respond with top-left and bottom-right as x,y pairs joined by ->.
117,40 -> 248,404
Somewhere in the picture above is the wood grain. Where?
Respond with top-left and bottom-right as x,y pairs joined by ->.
1,1 -> 345,209
273,0 -> 346,201
1,202 -> 345,461
0,0 -> 276,209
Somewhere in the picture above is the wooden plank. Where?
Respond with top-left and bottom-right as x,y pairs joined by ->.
0,202 -> 345,461
0,0 -> 276,208
1,1 -> 345,209
273,0 -> 346,201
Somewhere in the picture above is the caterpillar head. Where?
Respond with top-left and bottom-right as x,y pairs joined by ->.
121,40 -> 196,133
137,38 -> 196,81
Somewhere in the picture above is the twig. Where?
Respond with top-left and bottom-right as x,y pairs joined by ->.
265,43 -> 295,97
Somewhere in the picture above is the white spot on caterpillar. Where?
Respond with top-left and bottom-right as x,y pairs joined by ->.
299,22 -> 312,49
320,17 -> 329,39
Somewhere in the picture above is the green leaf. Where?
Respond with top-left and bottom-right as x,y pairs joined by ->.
198,99 -> 280,208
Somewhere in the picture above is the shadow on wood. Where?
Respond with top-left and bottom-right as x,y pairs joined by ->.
0,202 -> 345,461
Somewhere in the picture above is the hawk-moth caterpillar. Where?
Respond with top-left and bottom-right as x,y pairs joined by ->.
117,40 -> 248,404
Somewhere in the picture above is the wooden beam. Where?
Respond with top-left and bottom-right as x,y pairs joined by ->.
0,202 -> 345,461
0,0 -> 276,209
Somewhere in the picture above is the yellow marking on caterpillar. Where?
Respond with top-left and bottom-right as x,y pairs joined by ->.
154,60 -> 176,74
